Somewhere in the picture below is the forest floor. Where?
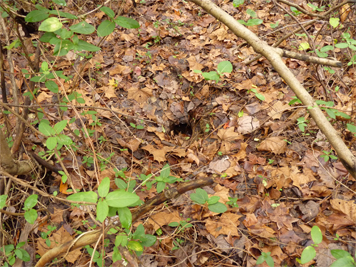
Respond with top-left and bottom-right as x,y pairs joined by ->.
2,0 -> 356,266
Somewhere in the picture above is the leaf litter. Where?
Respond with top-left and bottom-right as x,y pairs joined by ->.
3,0 -> 356,266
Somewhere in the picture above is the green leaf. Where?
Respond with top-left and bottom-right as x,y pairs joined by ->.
118,207 -> 132,229
245,19 -> 263,26
331,249 -> 352,259
290,7 -> 301,15
335,43 -> 348,49
330,256 -> 355,267
208,202 -> 227,213
39,17 -> 63,32
311,225 -> 322,244
140,234 -> 157,247
15,249 -> 30,261
156,181 -> 166,193
127,241 -> 143,252
57,134 -> 73,145
300,246 -> 316,264
133,224 -> 145,239
55,11 -> 77,19
67,191 -> 98,203
299,42 -> 310,51
25,10 -> 49,22
246,9 -> 257,18
24,194 -> 38,210
207,196 -> 220,205
106,190 -> 140,207
114,16 -> 140,29
233,0 -> 244,8
330,17 -> 340,28
256,252 -> 274,267
169,222 -> 180,227
115,178 -> 127,190
98,177 -> 110,198
39,121 -> 55,136
202,71 -> 220,83
24,209 -> 38,224
53,0 -> 66,6
55,28 -> 73,39
46,136 -> 58,150
3,244 -> 14,255
70,21 -> 95,34
347,123 -> 356,133
16,242 -> 26,249
320,45 -> 334,52
270,21 -> 279,28
96,199 -> 109,222
112,246 -> 122,262
326,109 -> 336,119
315,49 -> 328,58
97,20 -> 116,37
115,234 -> 128,247
75,40 -> 100,52
217,61 -> 233,74
54,120 -> 67,134
160,164 -> 171,178
14,249 -> 22,259
190,188 -> 209,204
0,194 -> 7,209
45,80 -> 59,93
100,6 -> 115,18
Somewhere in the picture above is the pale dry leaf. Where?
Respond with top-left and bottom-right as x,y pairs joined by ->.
237,116 -> 260,134
258,136 -> 287,154
217,127 -> 243,142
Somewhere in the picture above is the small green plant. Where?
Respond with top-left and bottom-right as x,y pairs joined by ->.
194,61 -> 233,83
298,225 -> 322,264
307,3 -> 325,12
290,6 -> 302,16
257,251 -> 274,267
130,122 -> 145,129
82,155 -> 94,167
40,225 -> 57,247
315,100 -> 351,120
270,21 -> 279,28
190,188 -> 227,213
58,170 -> 68,183
5,135 -> 13,148
288,96 -> 302,106
268,159 -> 274,164
247,86 -> 265,101
297,117 -> 308,132
153,21 -> 160,28
172,238 -> 185,251
85,245 -> 105,267
168,219 -> 193,234
320,149 -> 338,162
38,120 -> 73,151
334,233 -> 340,241
283,139 -> 291,145
233,0 -> 244,8
0,242 -> 31,266
204,123 -> 210,133
237,8 -> 263,26
226,197 -> 239,208
98,136 -> 107,144
23,194 -> 39,224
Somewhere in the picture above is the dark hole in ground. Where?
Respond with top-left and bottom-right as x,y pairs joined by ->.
171,123 -> 192,136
